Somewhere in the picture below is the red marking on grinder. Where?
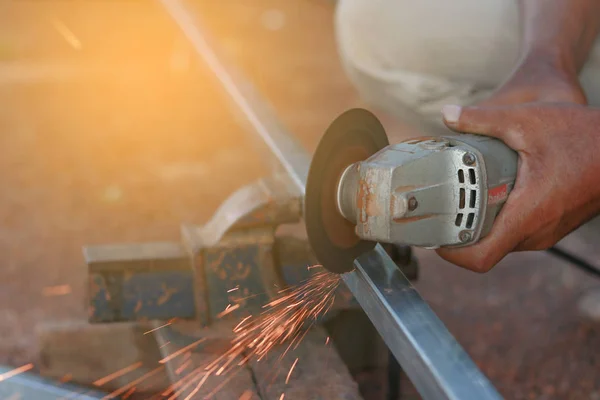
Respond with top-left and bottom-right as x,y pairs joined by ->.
488,184 -> 508,205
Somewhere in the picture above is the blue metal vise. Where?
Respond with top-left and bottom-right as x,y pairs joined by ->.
85,177 -> 336,325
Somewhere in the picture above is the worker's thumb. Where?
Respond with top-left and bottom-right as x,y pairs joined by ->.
441,104 -> 511,140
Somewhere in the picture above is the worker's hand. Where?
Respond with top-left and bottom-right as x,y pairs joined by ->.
436,103 -> 600,272
478,54 -> 587,106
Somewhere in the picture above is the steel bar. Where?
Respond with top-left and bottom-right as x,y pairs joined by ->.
160,1 -> 502,398
346,250 -> 501,400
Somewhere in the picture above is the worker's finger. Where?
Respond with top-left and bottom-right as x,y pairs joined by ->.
441,104 -> 518,144
435,189 -> 530,272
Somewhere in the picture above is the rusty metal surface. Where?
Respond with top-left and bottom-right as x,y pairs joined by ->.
85,233 -> 360,325
203,241 -> 272,322
85,176 -> 302,325
86,242 -> 196,322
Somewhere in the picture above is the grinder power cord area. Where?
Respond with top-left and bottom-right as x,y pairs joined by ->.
305,108 -> 600,277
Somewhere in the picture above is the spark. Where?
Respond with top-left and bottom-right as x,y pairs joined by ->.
0,364 -> 33,382
307,264 -> 322,270
159,341 -> 171,348
42,284 -> 71,296
325,336 -> 330,345
144,321 -> 174,335
171,366 -> 217,400
285,301 -> 304,308
160,338 -> 207,364
227,286 -> 240,293
239,390 -> 253,400
202,367 -> 244,399
279,394 -> 285,400
205,270 -> 339,380
102,366 -> 164,399
175,359 -> 192,375
122,387 -> 136,399
156,270 -> 339,399
285,358 -> 298,384
162,366 -> 205,397
93,362 -> 142,386
216,303 -> 240,319
233,315 -> 253,332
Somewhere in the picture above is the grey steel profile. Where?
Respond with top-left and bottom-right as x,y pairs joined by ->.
159,0 -> 503,398
345,249 -> 501,399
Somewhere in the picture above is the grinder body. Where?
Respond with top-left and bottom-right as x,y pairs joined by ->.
337,135 -> 517,248
304,109 -> 518,274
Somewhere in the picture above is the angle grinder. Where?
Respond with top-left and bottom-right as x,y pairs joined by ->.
304,108 -> 518,274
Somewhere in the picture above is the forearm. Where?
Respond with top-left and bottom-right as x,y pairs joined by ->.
518,0 -> 600,74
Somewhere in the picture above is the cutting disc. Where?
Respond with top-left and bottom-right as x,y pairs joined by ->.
305,108 -> 389,274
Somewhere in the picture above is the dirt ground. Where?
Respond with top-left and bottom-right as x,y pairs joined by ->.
1,1 -> 600,399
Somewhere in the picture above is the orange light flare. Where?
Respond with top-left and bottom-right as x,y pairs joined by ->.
0,364 -> 34,382
42,285 -> 72,297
